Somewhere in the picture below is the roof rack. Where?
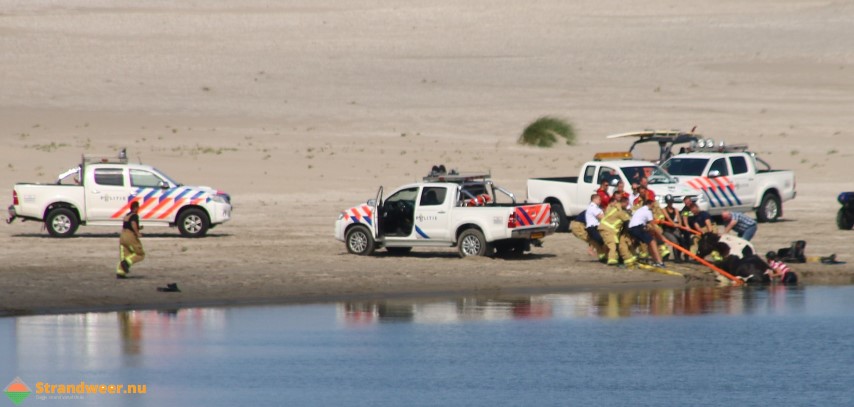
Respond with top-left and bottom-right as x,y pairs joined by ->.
423,164 -> 490,183
82,148 -> 128,165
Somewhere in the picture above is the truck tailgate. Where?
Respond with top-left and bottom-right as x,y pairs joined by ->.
514,203 -> 552,228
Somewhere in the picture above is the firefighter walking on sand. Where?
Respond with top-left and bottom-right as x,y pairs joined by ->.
117,201 -> 145,279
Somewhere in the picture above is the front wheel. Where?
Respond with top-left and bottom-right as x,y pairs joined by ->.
345,225 -> 375,255
457,229 -> 492,258
550,203 -> 568,232
837,208 -> 854,230
756,193 -> 781,223
46,207 -> 79,238
177,208 -> 210,237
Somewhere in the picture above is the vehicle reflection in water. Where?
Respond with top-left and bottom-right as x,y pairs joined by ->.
339,285 -> 806,325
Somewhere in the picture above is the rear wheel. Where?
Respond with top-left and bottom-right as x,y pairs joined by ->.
346,225 -> 375,255
550,202 -> 568,232
837,208 -> 854,230
457,229 -> 492,258
46,207 -> 78,238
178,208 -> 210,237
756,193 -> 781,223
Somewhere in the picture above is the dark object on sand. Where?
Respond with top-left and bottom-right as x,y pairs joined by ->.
157,283 -> 181,292
777,241 -> 807,264
838,192 -> 854,230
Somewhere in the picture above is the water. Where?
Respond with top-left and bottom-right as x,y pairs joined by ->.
2,285 -> 854,406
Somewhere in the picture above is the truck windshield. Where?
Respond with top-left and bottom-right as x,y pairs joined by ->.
660,158 -> 708,176
620,166 -> 675,185
152,168 -> 182,187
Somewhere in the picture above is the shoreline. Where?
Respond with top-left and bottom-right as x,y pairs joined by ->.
2,261 -> 851,318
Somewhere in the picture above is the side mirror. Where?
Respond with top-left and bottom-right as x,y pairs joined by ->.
367,199 -> 377,207
158,181 -> 170,189
708,170 -> 721,178
610,178 -> 619,186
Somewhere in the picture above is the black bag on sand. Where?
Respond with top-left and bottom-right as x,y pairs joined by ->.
777,240 -> 807,263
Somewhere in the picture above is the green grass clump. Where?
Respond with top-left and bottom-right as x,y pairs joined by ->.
518,116 -> 576,147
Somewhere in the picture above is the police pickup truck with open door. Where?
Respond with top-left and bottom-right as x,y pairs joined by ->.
7,150 -> 232,237
526,152 -> 705,232
659,145 -> 796,222
334,169 -> 554,257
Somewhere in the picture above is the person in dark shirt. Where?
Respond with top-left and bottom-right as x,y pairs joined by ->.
688,204 -> 714,255
117,200 -> 145,278
689,204 -> 714,233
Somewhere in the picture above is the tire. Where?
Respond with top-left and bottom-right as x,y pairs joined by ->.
177,208 -> 210,237
756,193 -> 781,223
345,225 -> 375,255
550,203 -> 569,232
386,247 -> 412,255
837,208 -> 854,230
457,228 -> 492,258
46,207 -> 78,238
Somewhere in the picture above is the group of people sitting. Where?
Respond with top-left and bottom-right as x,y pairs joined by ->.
569,178 -> 795,284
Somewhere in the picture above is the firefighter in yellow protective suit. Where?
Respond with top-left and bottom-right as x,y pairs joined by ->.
117,200 -> 145,278
598,196 -> 636,266
569,209 -> 607,261
650,199 -> 671,259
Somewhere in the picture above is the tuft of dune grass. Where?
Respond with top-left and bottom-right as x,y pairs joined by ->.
518,116 -> 576,147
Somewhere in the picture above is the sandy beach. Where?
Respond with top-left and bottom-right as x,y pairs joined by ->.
2,0 -> 853,316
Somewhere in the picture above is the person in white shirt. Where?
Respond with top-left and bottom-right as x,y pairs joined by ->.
628,199 -> 664,267
585,194 -> 605,248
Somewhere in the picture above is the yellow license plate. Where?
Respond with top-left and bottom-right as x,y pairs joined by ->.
531,232 -> 545,239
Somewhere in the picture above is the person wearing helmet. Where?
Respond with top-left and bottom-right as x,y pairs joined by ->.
765,251 -> 798,284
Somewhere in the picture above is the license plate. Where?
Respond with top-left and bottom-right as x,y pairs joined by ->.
531,232 -> 544,239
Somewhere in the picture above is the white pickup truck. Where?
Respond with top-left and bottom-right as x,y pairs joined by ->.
334,172 -> 554,257
527,153 -> 705,231
7,152 -> 232,237
659,150 -> 796,222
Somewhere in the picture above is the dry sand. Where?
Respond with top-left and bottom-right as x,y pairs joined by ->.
1,0 -> 853,316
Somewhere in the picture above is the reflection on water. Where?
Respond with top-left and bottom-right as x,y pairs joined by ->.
339,285 -> 806,325
3,285 -> 851,406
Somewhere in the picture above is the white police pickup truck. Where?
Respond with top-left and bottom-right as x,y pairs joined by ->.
660,148 -> 796,222
7,151 -> 232,237
334,171 -> 554,257
527,152 -> 705,231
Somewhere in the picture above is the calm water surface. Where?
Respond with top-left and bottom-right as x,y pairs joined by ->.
2,285 -> 853,406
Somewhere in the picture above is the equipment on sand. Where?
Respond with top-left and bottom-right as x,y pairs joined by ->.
635,263 -> 684,277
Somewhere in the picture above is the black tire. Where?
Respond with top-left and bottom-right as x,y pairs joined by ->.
550,202 -> 569,232
457,228 -> 492,258
177,208 -> 210,237
756,193 -> 781,223
837,208 -> 854,230
345,225 -> 375,255
386,247 -> 412,255
46,207 -> 78,238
